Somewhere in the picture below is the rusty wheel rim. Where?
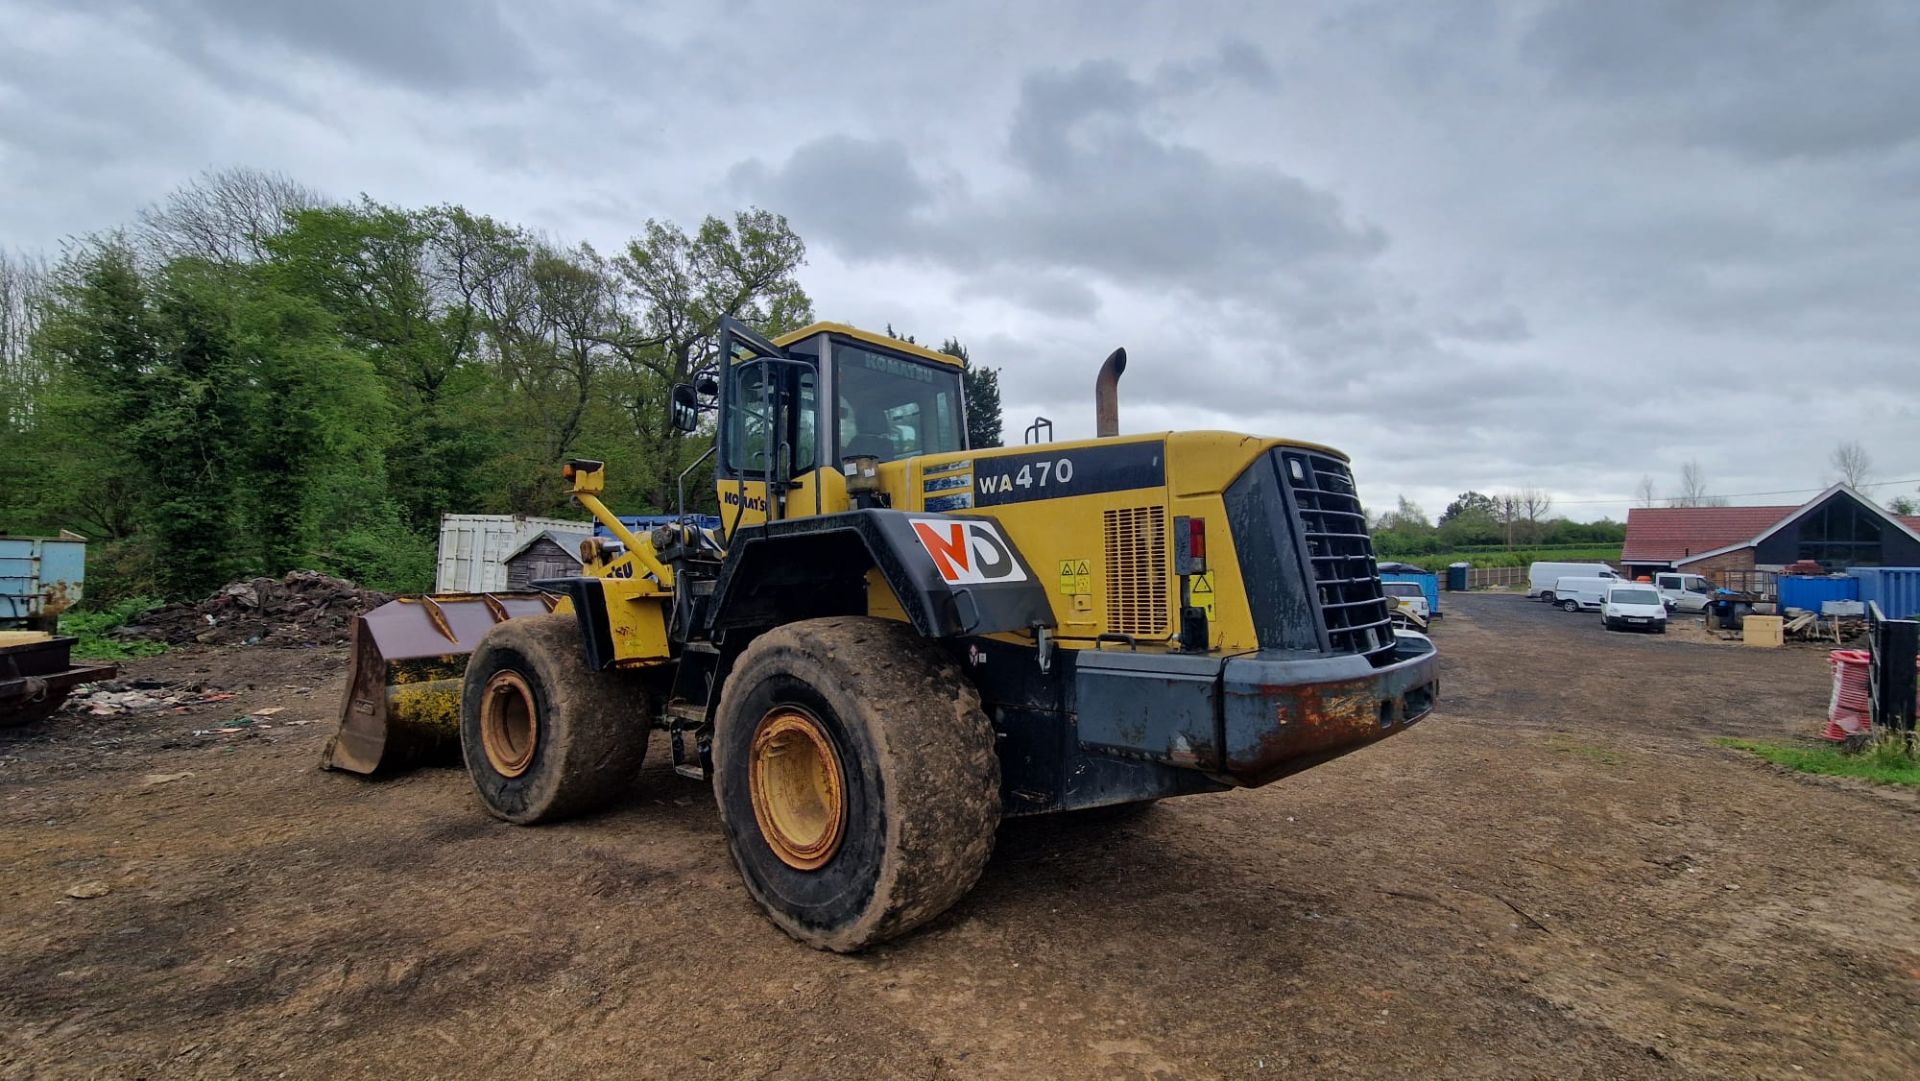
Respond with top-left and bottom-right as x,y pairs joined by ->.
480,671 -> 538,778
748,707 -> 846,871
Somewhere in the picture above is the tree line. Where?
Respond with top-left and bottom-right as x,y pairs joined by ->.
1370,491 -> 1626,559
0,169 -> 1003,603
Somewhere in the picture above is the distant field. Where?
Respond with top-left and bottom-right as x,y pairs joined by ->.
1377,546 -> 1625,572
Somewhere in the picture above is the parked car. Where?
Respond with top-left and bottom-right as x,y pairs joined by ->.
1602,584 -> 1669,633
1551,576 -> 1620,612
1530,561 -> 1622,602
1383,581 -> 1430,630
1653,572 -> 1711,613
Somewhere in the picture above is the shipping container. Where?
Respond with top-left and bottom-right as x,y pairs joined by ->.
1777,575 -> 1859,614
435,514 -> 585,593
1850,567 -> 1920,621
0,535 -> 89,627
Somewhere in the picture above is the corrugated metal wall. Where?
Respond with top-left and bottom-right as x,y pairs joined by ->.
1852,568 -> 1920,620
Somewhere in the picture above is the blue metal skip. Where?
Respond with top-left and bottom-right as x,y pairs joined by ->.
1778,575 -> 1860,614
1852,568 -> 1920,620
0,536 -> 90,626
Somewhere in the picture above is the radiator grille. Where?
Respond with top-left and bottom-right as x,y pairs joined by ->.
1280,451 -> 1397,665
1103,505 -> 1170,638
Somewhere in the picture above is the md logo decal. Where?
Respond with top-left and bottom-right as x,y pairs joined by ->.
909,518 -> 1028,585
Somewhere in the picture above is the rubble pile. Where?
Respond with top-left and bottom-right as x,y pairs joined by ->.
123,571 -> 392,648
63,679 -> 231,715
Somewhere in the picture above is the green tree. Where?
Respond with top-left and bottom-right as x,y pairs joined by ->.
939,338 -> 1003,449
611,208 -> 811,509
236,286 -> 394,575
136,262 -> 250,597
265,201 -> 498,530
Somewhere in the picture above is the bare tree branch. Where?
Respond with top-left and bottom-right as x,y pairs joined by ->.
1829,440 -> 1872,488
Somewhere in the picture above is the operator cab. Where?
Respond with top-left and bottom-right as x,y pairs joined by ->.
676,321 -> 968,519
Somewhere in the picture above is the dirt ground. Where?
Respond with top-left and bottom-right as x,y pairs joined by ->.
5,594 -> 1919,1079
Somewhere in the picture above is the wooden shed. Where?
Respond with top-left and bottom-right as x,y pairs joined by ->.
503,529 -> 591,590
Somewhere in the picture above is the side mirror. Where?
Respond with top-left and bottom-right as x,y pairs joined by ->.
669,383 -> 700,432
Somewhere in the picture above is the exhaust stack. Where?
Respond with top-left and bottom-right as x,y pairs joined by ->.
1095,347 -> 1126,438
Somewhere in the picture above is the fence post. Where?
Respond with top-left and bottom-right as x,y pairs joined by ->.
1868,600 -> 1919,743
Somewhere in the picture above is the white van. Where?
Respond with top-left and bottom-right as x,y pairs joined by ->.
1602,583 -> 1668,633
1530,562 -> 1621,601
1551,576 -> 1618,612
1653,572 -> 1712,613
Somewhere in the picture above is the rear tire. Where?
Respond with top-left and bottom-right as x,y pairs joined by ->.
1539,591 -> 1555,604
459,614 -> 652,825
1560,599 -> 1579,612
713,617 -> 1000,952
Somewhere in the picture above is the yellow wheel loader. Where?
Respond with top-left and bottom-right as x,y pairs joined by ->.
325,319 -> 1439,951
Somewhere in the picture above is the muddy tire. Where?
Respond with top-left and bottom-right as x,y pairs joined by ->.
712,616 -> 999,952
0,689 -> 68,728
459,613 -> 652,825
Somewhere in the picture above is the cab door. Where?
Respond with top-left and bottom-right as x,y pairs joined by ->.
714,354 -> 821,536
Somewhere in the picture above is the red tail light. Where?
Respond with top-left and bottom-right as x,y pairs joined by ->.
1188,518 -> 1206,562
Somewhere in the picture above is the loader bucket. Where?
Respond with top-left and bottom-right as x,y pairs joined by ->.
322,592 -> 561,775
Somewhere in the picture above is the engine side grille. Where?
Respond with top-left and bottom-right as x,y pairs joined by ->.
1279,451 -> 1397,665
1103,505 -> 1170,638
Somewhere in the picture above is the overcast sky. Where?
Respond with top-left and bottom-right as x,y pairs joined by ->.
4,0 -> 1916,520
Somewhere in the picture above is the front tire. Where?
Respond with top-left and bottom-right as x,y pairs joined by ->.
713,617 -> 999,952
458,614 -> 652,825
1539,591 -> 1555,604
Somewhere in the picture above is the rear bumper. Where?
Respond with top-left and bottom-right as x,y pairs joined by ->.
1074,634 -> 1440,788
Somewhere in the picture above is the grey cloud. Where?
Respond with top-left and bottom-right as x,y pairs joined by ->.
727,136 -> 933,259
60,0 -> 542,94
954,272 -> 1102,319
736,53 -> 1384,317
1525,0 -> 1920,160
7,0 -> 1920,519
1441,307 -> 1531,344
1152,37 -> 1280,95
991,61 -> 1386,284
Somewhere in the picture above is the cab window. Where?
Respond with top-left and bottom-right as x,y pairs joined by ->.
833,343 -> 964,463
727,363 -> 816,474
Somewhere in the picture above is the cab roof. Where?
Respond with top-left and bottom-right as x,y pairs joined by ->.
772,322 -> 965,369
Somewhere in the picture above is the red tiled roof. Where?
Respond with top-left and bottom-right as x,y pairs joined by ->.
1621,505 -> 1796,562
1623,502 -> 1920,564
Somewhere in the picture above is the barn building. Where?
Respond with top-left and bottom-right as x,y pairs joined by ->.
1621,484 -> 1920,582
502,529 -> 592,590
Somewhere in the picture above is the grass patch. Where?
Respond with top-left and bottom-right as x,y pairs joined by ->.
1716,736 -> 1920,789
59,597 -> 168,661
